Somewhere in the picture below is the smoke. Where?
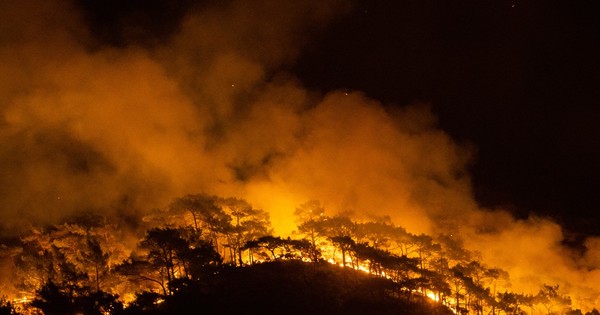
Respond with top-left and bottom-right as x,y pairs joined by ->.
1,0 -> 599,310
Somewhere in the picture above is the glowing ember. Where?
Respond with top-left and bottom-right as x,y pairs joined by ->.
426,291 -> 439,302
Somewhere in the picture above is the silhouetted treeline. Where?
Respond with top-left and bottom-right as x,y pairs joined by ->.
0,194 -> 597,315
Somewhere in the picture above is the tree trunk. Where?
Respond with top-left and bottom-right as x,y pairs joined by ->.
95,261 -> 100,292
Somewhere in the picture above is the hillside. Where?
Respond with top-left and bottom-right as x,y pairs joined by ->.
1,195 -> 596,314
126,260 -> 454,315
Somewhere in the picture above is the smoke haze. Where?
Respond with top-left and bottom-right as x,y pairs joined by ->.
1,0 -> 599,310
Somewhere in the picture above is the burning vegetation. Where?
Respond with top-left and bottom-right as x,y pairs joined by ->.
0,195 -> 596,315
1,0 -> 600,314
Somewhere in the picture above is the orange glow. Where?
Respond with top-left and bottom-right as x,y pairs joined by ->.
0,1 -> 598,314
426,291 -> 439,302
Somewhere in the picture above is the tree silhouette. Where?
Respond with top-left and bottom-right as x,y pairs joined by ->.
140,228 -> 189,295
219,197 -> 271,266
31,281 -> 74,315
294,200 -> 327,262
7,193 -> 595,315
83,238 -> 109,292
0,299 -> 20,315
168,194 -> 231,242
31,281 -> 122,315
113,258 -> 167,296
535,285 -> 572,314
243,236 -> 286,261
330,235 -> 356,268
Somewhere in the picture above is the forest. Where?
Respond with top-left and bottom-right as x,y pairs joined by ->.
0,194 -> 597,315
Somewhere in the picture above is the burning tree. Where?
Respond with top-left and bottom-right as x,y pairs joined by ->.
139,227 -> 188,295
242,236 -> 312,262
117,226 -> 222,297
167,194 -> 231,245
1,194 -> 591,315
159,195 -> 271,266
534,285 -> 572,315
219,197 -> 272,266
294,200 -> 327,262
13,214 -> 129,298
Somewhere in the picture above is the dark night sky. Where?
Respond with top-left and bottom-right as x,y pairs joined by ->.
294,0 -> 600,236
77,0 -> 600,236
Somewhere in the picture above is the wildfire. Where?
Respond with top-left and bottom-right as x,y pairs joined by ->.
0,0 -> 598,314
12,295 -> 30,305
0,196 -> 592,315
426,291 -> 439,302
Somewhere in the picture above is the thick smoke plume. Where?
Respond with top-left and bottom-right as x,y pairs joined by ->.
0,0 -> 599,310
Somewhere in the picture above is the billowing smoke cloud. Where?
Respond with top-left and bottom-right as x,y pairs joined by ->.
0,0 -> 350,231
1,0 -> 599,310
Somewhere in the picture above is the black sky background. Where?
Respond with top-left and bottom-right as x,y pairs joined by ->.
294,0 -> 600,237
77,0 -> 600,236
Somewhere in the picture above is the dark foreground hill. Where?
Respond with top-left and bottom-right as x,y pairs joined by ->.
128,261 -> 453,315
